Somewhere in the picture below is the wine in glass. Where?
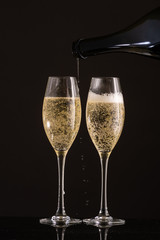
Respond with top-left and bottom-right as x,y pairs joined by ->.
40,76 -> 82,226
84,77 -> 125,226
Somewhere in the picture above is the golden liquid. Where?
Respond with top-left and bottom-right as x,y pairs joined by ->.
43,97 -> 81,154
86,101 -> 125,154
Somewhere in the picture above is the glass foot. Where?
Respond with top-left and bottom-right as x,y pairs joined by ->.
83,216 -> 125,227
40,215 -> 82,227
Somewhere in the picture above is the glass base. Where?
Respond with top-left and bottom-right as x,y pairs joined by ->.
40,215 -> 82,227
83,215 -> 125,227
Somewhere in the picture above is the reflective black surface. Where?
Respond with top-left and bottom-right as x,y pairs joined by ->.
72,7 -> 160,59
1,217 -> 160,239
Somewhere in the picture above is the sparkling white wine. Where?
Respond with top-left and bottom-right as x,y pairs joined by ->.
86,92 -> 125,154
43,97 -> 81,154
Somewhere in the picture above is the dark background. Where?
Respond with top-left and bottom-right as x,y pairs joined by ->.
1,1 -> 160,220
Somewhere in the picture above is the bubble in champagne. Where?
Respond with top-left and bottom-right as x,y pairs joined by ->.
86,92 -> 125,153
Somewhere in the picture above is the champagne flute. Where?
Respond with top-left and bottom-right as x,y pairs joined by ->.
40,76 -> 82,227
84,77 -> 125,226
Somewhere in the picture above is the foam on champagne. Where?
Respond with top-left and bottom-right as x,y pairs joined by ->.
88,91 -> 124,103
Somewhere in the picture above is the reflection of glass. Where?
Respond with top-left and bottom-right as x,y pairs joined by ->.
99,227 -> 110,240
40,76 -> 82,227
56,227 -> 66,240
84,77 -> 125,227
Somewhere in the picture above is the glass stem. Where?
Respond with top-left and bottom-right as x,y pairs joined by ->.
56,151 -> 67,216
98,152 -> 110,217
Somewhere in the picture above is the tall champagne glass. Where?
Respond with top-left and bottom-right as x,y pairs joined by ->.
84,77 -> 125,226
40,76 -> 82,226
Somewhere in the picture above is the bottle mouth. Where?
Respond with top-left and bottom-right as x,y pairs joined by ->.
72,39 -> 87,59
72,39 -> 81,58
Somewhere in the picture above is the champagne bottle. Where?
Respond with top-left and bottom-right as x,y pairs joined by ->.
72,7 -> 160,59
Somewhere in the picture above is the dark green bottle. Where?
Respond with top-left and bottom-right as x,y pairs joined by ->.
72,8 -> 160,59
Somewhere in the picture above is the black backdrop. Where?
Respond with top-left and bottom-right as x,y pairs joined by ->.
1,1 -> 160,219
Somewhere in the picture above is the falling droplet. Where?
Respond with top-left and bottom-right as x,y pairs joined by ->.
85,200 -> 90,206
81,164 -> 86,171
83,179 -> 89,183
81,155 -> 84,161
79,137 -> 83,144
